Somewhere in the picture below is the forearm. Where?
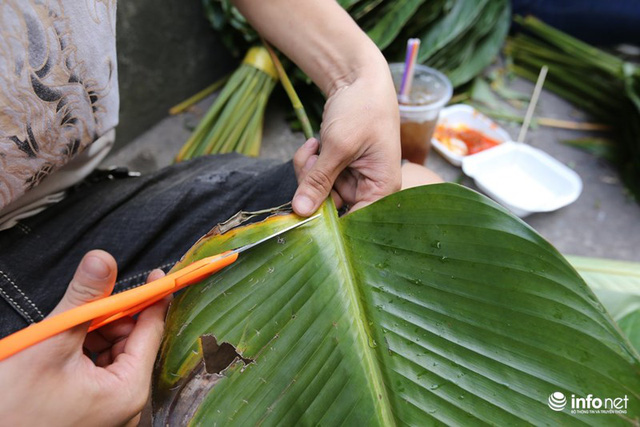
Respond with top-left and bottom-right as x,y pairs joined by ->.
232,0 -> 387,96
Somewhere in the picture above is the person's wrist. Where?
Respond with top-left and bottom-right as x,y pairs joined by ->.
324,41 -> 389,97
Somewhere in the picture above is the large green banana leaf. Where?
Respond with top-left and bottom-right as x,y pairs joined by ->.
153,184 -> 639,425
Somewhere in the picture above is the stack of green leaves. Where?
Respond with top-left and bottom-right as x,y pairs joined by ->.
202,0 -> 511,131
175,46 -> 277,162
507,16 -> 640,200
206,0 -> 510,87
365,0 -> 511,87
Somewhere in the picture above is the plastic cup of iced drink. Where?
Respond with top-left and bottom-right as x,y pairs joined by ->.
390,63 -> 452,164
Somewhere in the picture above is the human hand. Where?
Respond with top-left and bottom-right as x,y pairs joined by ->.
0,250 -> 170,426
231,0 -> 401,215
292,57 -> 401,215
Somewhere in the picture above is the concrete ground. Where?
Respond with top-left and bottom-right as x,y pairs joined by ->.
104,78 -> 640,262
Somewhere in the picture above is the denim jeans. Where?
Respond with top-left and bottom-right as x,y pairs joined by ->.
0,154 -> 298,338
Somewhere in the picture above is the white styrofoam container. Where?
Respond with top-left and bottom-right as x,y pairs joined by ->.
461,141 -> 583,217
432,104 -> 511,166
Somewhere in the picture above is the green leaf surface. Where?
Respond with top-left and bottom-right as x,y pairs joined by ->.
351,0 -> 384,20
441,0 -> 510,86
337,0 -> 364,9
560,137 -> 618,162
567,255 -> 640,351
418,0 -> 488,63
469,77 -> 501,110
566,256 -> 640,306
153,184 -> 640,425
561,138 -> 617,162
366,0 -> 427,50
619,311 -> 640,354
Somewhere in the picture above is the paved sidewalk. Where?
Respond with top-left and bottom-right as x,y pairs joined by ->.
105,82 -> 640,262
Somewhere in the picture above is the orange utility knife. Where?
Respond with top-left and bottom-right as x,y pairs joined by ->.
0,215 -> 319,362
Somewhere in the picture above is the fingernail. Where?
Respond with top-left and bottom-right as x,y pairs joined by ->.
147,268 -> 165,282
294,195 -> 314,216
304,138 -> 318,151
304,155 -> 318,172
82,255 -> 111,280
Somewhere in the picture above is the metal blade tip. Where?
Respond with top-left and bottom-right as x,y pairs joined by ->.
230,214 -> 321,255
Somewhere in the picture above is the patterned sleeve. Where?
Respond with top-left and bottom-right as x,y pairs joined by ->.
0,0 -> 119,210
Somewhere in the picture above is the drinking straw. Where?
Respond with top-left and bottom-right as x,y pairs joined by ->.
518,65 -> 548,143
398,38 -> 421,103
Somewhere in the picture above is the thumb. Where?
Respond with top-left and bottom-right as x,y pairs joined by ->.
48,250 -> 117,347
292,149 -> 346,216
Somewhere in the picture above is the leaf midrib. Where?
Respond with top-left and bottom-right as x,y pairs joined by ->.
321,201 -> 395,426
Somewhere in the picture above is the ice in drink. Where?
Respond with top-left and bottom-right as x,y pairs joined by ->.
390,64 -> 452,164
